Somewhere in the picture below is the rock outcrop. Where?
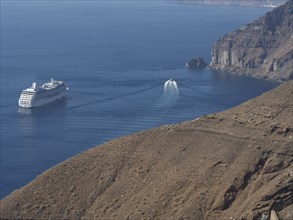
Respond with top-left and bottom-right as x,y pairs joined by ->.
185,56 -> 208,69
210,1 -> 293,81
171,0 -> 286,7
1,80 -> 293,219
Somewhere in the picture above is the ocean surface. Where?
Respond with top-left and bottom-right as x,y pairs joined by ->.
1,1 -> 278,198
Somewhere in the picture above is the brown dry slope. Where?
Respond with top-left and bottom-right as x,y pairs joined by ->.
1,81 -> 293,220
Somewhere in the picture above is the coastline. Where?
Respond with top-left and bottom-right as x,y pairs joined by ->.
209,1 -> 293,82
1,1 -> 292,219
1,80 -> 292,219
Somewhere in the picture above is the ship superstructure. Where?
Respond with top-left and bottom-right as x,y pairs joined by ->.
18,78 -> 68,108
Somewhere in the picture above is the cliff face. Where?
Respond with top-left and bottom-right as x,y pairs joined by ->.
1,81 -> 293,219
172,0 -> 286,7
210,1 -> 293,81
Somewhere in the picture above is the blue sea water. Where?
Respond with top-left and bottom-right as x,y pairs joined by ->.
0,1 -> 278,198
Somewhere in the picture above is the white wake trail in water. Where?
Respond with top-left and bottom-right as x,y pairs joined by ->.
100,79 -> 181,134
135,79 -> 180,119
156,79 -> 179,111
164,79 -> 179,96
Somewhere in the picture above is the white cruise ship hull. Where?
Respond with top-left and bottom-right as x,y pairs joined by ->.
18,79 -> 68,108
18,91 -> 66,108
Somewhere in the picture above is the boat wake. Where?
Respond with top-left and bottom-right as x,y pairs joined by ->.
68,82 -> 162,110
129,79 -> 180,127
68,79 -> 180,131
143,78 -> 179,115
179,82 -> 228,106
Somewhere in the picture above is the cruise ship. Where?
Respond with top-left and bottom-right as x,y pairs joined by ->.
18,78 -> 68,108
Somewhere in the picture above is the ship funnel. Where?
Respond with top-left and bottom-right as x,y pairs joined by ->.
32,82 -> 37,90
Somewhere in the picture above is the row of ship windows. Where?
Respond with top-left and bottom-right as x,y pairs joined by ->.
20,95 -> 32,99
19,101 -> 29,104
20,98 -> 31,100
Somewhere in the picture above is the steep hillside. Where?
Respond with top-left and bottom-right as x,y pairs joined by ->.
1,81 -> 292,219
210,1 -> 293,81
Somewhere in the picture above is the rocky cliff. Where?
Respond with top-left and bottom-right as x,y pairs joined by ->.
210,1 -> 293,81
171,0 -> 286,7
1,80 -> 293,219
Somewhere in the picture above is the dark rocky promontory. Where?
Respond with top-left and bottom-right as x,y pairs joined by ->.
210,1 -> 293,81
185,57 -> 208,69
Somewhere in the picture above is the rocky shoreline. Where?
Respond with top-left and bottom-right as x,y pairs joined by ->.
210,1 -> 293,82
